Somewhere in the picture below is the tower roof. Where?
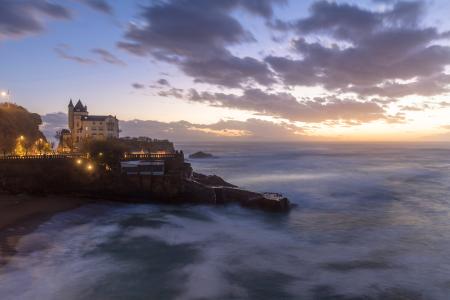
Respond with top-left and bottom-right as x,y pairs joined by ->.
74,99 -> 87,112
68,99 -> 74,107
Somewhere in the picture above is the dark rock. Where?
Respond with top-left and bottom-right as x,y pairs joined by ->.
189,151 -> 215,159
192,172 -> 237,188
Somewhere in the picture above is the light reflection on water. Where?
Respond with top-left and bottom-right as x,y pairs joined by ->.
1,142 -> 450,299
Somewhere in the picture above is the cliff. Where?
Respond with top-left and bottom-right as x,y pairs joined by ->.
0,157 -> 291,212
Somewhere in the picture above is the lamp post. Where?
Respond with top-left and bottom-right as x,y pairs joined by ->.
1,90 -> 10,103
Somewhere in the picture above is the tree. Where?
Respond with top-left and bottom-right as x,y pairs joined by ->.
0,103 -> 47,155
56,129 -> 73,153
81,139 -> 130,169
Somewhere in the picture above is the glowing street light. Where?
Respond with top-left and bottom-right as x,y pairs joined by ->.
87,164 -> 94,171
76,159 -> 83,165
1,90 -> 11,103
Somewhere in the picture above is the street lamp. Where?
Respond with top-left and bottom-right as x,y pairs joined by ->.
1,90 -> 10,102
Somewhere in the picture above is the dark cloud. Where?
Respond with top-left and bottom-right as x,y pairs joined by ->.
157,79 -> 170,86
182,54 -> 275,87
75,0 -> 112,14
185,88 -> 391,123
0,0 -> 71,40
91,48 -> 126,66
158,88 -> 184,99
118,0 -> 283,87
266,0 -> 450,98
296,1 -> 379,40
132,83 -> 145,89
54,44 -> 94,64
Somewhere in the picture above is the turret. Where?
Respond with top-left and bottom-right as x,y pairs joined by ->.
68,99 -> 74,131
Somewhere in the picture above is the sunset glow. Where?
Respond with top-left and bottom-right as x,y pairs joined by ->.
1,0 -> 450,142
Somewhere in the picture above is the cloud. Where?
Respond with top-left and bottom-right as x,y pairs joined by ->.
40,112 -> 68,142
42,112 -> 305,141
184,88 -> 390,123
55,45 -> 126,66
132,83 -> 145,89
117,0 -> 283,87
158,88 -> 184,99
120,118 -> 305,142
157,79 -> 170,86
75,0 -> 112,14
54,44 -> 95,64
347,74 -> 450,98
91,48 -> 126,66
0,0 -> 71,40
266,1 -> 450,98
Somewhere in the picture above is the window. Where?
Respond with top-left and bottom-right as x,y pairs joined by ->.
107,122 -> 115,131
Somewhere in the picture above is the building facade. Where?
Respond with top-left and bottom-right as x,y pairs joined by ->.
68,99 -> 119,150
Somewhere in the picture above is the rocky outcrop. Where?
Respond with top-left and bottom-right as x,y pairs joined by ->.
192,172 -> 237,188
189,151 -> 215,159
186,174 -> 291,212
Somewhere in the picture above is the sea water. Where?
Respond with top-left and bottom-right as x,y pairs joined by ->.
1,142 -> 450,299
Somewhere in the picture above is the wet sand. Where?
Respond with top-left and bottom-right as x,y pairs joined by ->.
0,194 -> 91,264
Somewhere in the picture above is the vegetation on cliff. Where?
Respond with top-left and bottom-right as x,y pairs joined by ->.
0,103 -> 47,155
120,137 -> 174,153
81,139 -> 129,169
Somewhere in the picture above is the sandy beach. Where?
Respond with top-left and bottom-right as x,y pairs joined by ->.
0,194 -> 90,263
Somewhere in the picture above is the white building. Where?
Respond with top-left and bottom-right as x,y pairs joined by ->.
68,99 -> 119,150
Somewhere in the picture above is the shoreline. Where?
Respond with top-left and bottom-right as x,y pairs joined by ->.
0,194 -> 92,264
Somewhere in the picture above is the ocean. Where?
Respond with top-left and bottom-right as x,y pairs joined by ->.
1,142 -> 450,299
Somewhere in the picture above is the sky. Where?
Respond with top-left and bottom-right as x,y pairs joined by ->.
1,0 -> 450,142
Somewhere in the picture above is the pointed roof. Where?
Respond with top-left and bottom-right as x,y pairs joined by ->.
74,99 -> 87,112
68,99 -> 74,107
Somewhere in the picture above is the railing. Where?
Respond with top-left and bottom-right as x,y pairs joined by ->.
0,154 -> 87,160
0,152 -> 183,161
122,152 -> 182,160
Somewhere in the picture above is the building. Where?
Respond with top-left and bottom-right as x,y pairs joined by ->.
68,99 -> 119,150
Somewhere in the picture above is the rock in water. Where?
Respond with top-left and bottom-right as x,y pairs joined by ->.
189,151 -> 215,159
